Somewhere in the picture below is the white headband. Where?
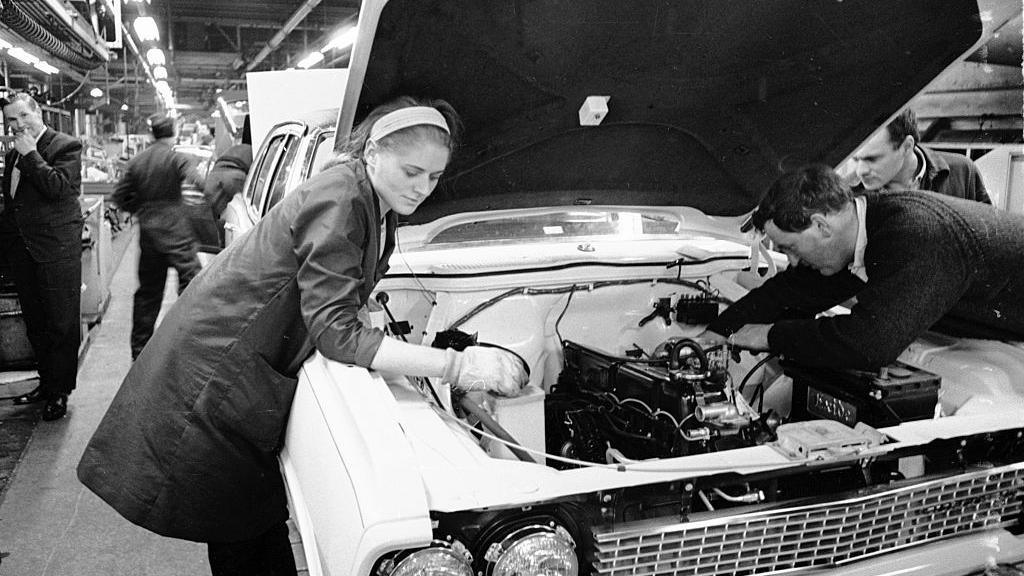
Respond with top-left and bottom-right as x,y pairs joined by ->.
369,106 -> 450,142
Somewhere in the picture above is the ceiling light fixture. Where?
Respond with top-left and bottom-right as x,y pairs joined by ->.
0,38 -> 12,50
34,61 -> 59,74
7,47 -> 39,65
323,27 -> 357,52
152,66 -> 168,80
134,17 -> 160,42
297,51 -> 325,69
90,87 -> 104,98
146,48 -> 165,66
121,103 -> 129,111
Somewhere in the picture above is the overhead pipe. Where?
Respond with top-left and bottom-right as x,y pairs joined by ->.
36,0 -> 109,62
0,0 -> 104,70
245,0 -> 323,72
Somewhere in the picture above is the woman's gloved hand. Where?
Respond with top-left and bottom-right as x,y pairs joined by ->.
442,346 -> 528,396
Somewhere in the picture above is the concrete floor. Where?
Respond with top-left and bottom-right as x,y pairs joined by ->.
0,230 -> 211,576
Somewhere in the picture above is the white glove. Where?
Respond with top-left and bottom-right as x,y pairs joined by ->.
442,346 -> 528,396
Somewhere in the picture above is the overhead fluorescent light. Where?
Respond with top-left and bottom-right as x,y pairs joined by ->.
34,61 -> 59,75
323,27 -> 357,52
0,38 -> 12,50
134,17 -> 159,42
296,51 -> 324,69
152,66 -> 167,80
146,48 -> 165,66
7,47 -> 39,65
155,80 -> 172,99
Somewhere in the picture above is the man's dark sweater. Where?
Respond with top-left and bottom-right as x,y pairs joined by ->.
708,191 -> 1024,369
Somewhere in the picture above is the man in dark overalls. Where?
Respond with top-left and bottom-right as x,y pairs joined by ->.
113,116 -> 205,360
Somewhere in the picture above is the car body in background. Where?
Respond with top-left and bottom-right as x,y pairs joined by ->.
228,1 -> 1024,575
220,109 -> 337,247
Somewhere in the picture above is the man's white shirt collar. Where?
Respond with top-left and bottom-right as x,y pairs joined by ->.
847,196 -> 868,282
911,146 -> 927,188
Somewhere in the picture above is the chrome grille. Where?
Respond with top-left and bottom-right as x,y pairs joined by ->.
592,463 -> 1024,575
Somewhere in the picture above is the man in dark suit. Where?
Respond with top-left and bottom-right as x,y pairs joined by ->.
1,93 -> 83,421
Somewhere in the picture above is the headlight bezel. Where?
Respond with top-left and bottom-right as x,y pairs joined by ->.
483,522 -> 579,576
375,538 -> 474,576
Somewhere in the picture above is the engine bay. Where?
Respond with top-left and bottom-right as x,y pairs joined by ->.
363,275 -> 1024,575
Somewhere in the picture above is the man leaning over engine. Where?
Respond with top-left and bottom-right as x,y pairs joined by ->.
700,164 -> 1024,369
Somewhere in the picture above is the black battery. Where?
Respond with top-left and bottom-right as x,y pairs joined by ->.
786,361 -> 940,428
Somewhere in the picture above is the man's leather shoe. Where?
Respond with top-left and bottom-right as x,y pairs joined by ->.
42,395 -> 68,421
12,387 -> 45,405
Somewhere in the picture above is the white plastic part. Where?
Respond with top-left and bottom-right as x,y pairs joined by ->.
485,385 -> 547,464
578,95 -> 610,126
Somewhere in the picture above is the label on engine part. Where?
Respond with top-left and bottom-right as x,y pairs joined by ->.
807,387 -> 857,426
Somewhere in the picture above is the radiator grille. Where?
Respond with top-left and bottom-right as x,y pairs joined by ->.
592,463 -> 1024,575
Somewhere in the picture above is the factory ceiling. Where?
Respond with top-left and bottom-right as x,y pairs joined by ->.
0,0 -> 359,119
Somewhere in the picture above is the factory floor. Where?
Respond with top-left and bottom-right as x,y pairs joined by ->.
0,230 -> 209,576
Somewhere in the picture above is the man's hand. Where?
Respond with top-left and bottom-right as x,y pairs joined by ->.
728,324 -> 772,353
12,131 -> 35,156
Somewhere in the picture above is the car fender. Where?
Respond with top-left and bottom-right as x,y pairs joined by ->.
282,353 -> 433,576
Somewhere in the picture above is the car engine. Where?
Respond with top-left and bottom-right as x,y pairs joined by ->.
547,338 -> 779,465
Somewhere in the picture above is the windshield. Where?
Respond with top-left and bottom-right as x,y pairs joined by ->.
425,210 -> 683,246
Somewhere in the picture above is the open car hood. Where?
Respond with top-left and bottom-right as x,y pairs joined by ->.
339,0 -> 983,224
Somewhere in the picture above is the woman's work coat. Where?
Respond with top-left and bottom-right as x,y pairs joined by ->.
78,160 -> 397,542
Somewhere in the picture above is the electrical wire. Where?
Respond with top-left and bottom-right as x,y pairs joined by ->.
376,293 -> 445,409
737,353 -> 779,395
620,397 -> 654,414
446,278 -> 724,331
554,283 -> 577,347
50,73 -> 90,105
393,229 -> 437,307
433,406 -> 795,473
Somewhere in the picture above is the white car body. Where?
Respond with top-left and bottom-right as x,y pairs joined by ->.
282,210 -> 1024,575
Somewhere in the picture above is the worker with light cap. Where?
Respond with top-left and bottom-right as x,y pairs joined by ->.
112,114 -> 205,359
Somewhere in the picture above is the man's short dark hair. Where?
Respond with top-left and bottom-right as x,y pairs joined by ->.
885,109 -> 920,148
750,164 -> 853,232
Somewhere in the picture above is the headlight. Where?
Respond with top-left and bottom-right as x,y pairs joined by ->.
377,540 -> 473,576
484,524 -> 578,576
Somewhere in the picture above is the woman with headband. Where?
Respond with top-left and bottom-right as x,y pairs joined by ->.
77,96 -> 529,575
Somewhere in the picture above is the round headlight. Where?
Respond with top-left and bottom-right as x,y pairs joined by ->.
378,540 -> 473,576
484,524 -> 578,576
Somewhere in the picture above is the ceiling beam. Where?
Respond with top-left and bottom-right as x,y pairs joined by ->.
245,0 -> 324,72
169,15 -> 331,32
